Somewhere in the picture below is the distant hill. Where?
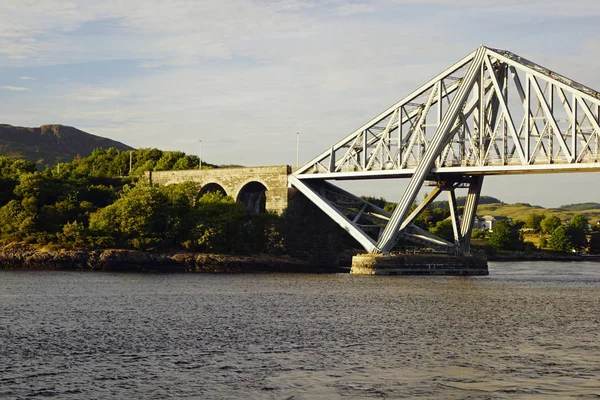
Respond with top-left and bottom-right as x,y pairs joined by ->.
0,124 -> 134,167
431,195 -> 503,209
559,202 -> 600,211
427,196 -> 600,224
476,202 -> 600,225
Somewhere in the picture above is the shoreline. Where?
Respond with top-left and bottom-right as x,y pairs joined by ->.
484,252 -> 600,262
1,243 -> 599,273
0,243 -> 346,273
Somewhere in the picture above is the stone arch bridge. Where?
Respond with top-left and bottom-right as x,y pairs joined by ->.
146,165 -> 340,265
146,165 -> 291,215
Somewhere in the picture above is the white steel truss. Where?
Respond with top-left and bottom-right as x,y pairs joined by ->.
291,46 -> 600,255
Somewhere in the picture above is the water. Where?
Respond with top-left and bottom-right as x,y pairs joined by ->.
1,261 -> 599,399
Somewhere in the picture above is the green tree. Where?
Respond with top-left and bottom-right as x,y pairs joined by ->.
540,215 -> 562,234
569,214 -> 588,231
488,220 -> 524,251
192,192 -> 247,253
155,151 -> 186,171
0,199 -> 34,237
548,225 -> 573,252
0,157 -> 37,179
89,184 -> 171,249
173,155 -> 199,170
360,196 -> 388,210
471,228 -> 487,240
431,219 -> 455,242
526,213 -> 545,233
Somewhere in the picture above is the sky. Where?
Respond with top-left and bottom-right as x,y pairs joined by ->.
1,0 -> 599,207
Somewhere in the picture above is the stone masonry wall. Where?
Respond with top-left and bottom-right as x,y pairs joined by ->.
285,187 -> 340,267
146,165 -> 291,214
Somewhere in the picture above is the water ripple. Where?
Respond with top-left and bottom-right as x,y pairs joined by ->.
1,262 -> 600,398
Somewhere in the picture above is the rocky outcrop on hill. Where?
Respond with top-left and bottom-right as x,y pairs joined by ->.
0,243 -> 319,273
0,124 -> 133,167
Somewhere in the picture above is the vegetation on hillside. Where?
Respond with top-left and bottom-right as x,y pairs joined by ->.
0,152 -> 281,255
361,194 -> 599,255
559,202 -> 600,211
477,202 -> 600,225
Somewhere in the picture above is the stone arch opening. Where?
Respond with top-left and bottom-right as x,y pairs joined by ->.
199,182 -> 227,197
237,181 -> 267,215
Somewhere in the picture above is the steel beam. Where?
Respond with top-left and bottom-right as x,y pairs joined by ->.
376,46 -> 487,254
288,176 -> 378,252
460,175 -> 484,254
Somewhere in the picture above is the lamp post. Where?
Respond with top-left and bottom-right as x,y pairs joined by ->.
296,132 -> 299,170
199,139 -> 202,170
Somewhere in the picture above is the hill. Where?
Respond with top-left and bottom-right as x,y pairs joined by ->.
0,124 -> 134,167
476,202 -> 600,225
431,195 -> 502,209
559,202 -> 600,211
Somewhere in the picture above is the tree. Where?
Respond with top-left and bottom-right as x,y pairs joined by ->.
569,214 -> 588,231
89,184 -> 171,249
191,192 -> 247,253
360,196 -> 388,210
548,225 -> 573,252
540,215 -> 562,234
173,155 -> 199,170
0,157 -> 36,179
526,213 -> 545,233
488,220 -> 524,251
155,151 -> 186,171
431,219 -> 455,242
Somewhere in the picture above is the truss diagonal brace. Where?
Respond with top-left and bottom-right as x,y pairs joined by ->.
288,176 -> 378,253
399,186 -> 442,231
375,47 -> 487,254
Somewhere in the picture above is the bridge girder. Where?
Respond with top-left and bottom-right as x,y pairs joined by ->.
291,46 -> 600,254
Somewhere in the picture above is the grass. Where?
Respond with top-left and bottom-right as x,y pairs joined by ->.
476,202 -> 600,225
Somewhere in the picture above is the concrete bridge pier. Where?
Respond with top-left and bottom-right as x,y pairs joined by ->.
350,253 -> 488,275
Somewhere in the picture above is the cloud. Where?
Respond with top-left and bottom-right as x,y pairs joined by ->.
62,86 -> 124,102
20,76 -> 37,80
1,0 -> 600,206
0,85 -> 29,91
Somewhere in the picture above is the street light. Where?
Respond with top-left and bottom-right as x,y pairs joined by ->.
296,132 -> 299,170
199,139 -> 202,170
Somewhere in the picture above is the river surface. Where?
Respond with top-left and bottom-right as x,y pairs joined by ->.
1,261 -> 599,399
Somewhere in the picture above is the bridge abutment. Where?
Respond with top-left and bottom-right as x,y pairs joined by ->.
285,188 -> 341,267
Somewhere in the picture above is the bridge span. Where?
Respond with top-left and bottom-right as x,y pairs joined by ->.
290,45 -> 600,257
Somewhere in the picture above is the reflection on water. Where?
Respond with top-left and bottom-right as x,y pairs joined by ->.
1,261 -> 599,399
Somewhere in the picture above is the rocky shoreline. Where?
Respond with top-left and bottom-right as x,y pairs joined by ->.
2,243 -> 598,274
0,243 -> 344,273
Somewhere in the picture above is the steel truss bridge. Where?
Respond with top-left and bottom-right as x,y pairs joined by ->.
289,46 -> 600,255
